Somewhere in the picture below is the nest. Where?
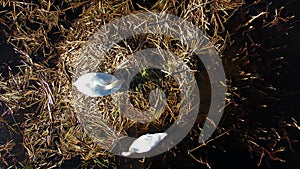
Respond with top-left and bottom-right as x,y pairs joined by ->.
0,0 -> 298,168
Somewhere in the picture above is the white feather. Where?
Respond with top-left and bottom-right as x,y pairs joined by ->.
73,72 -> 122,97
122,133 -> 167,156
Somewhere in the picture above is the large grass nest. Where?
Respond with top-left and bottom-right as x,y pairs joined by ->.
0,0 -> 299,168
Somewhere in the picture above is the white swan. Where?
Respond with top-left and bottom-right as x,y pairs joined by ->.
73,72 -> 123,97
122,133 -> 167,157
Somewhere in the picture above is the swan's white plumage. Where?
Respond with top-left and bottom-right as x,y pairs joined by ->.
73,72 -> 122,97
122,133 -> 167,156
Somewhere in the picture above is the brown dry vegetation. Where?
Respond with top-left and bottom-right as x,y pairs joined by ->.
0,0 -> 299,169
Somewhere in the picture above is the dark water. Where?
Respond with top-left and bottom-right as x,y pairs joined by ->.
272,1 -> 300,167
287,0 -> 300,120
287,3 -> 300,92
285,1 -> 300,168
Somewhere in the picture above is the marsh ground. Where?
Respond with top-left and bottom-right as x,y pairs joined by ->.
0,0 -> 300,168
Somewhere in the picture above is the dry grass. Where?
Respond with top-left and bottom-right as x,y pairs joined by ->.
0,0 -> 298,168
